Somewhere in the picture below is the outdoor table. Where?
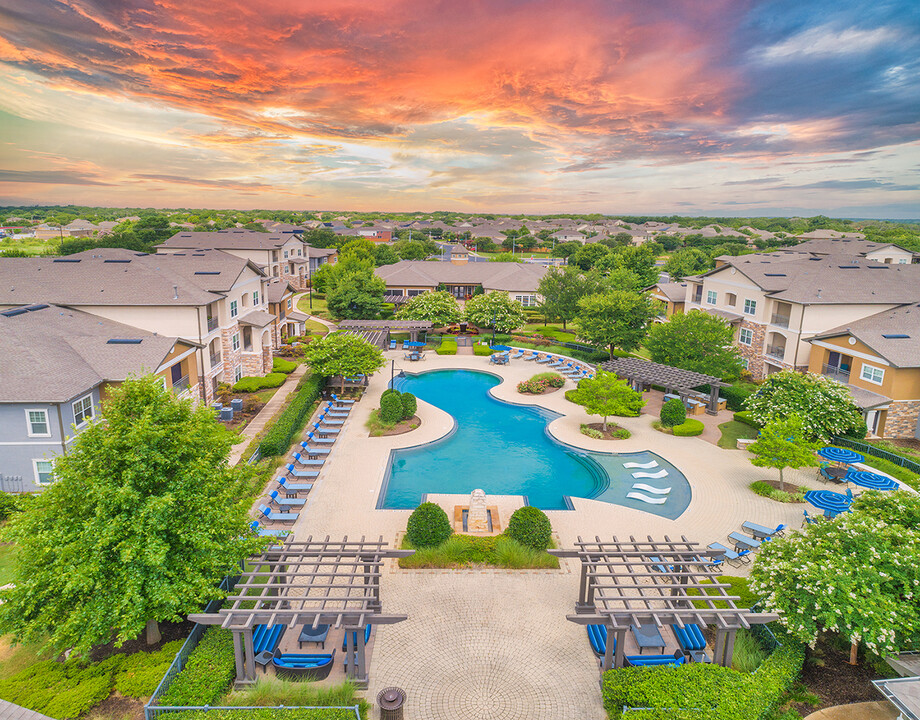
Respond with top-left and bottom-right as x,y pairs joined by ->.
824,466 -> 848,482
631,624 -> 665,654
804,489 -> 852,518
298,623 -> 330,648
846,470 -> 899,491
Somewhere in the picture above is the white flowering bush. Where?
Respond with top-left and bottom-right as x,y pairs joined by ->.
743,371 -> 866,440
464,292 -> 527,333
395,290 -> 463,326
750,490 -> 920,656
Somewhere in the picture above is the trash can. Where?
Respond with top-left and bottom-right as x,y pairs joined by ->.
230,398 -> 244,413
377,687 -> 406,720
219,408 -> 234,422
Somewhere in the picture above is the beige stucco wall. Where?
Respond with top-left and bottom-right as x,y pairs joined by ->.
864,247 -> 914,264
808,335 -> 920,400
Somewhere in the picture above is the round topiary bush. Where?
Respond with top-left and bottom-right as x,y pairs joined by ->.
673,418 -> 705,436
380,392 -> 404,423
506,506 -> 552,550
660,397 -> 686,428
406,502 -> 452,548
401,392 -> 417,420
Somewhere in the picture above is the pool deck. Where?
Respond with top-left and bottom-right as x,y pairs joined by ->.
282,352 -> 831,720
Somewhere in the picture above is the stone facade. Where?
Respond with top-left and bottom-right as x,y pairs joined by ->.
737,319 -> 767,381
884,400 -> 920,438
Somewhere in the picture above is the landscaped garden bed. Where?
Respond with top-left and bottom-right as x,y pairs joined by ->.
517,372 -> 564,395
366,389 -> 419,436
750,479 -> 807,503
367,412 -> 421,436
580,423 -> 630,440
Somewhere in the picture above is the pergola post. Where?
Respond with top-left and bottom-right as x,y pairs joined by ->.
233,630 -> 245,682
576,563 -> 591,613
707,384 -> 720,415
410,329 -> 418,342
713,629 -> 726,667
345,628 -> 355,680
723,629 -> 737,668
614,628 -> 626,669
356,628 -> 368,686
602,626 -> 614,671
243,627 -> 256,681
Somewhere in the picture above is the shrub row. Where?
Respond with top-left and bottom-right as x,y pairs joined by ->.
169,710 -> 360,720
436,339 -> 458,355
733,411 -> 762,429
673,419 -> 705,437
272,357 -> 298,374
233,373 -> 287,393
721,384 -> 755,412
158,628 -> 235,707
380,389 -> 416,423
473,343 -> 494,356
602,643 -> 804,719
258,374 -> 325,456
750,481 -> 805,503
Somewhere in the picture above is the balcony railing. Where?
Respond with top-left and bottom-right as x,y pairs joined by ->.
765,344 -> 786,360
207,316 -> 218,332
209,354 -> 222,368
172,374 -> 190,392
822,364 -> 851,383
770,314 -> 791,328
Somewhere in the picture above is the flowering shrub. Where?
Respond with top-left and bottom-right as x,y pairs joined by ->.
517,373 -> 565,394
517,379 -> 545,394
750,490 -> 920,656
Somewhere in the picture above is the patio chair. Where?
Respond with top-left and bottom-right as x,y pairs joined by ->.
296,445 -> 331,459
802,509 -> 819,526
548,358 -> 564,368
586,624 -> 614,657
268,489 -> 306,508
312,422 -> 340,435
510,349 -> 524,359
741,521 -> 785,540
272,649 -> 336,681
331,393 -> 356,405
625,651 -> 685,667
536,354 -> 552,364
249,520 -> 290,538
523,351 -> 539,361
285,462 -> 320,477
342,624 -> 372,652
728,531 -> 763,552
259,503 -> 298,524
317,413 -> 344,426
323,403 -> 349,415
306,431 -> 335,445
707,542 -> 750,567
671,623 -> 706,654
276,476 -> 313,493
389,339 -> 397,350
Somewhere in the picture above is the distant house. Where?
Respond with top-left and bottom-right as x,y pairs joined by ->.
550,230 -> 586,244
356,227 -> 394,241
0,304 -> 199,492
646,282 -> 687,320
266,279 -> 309,340
796,229 -> 865,241
786,238 -> 917,264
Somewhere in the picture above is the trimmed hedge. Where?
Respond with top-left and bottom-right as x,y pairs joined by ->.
602,642 -> 804,719
406,502 -> 453,548
506,506 -> 552,550
233,373 -> 287,393
258,374 -> 325,456
673,419 -> 705,437
114,640 -> 184,698
168,709 -> 361,719
159,627 -> 235,707
473,343 -> 493,356
380,392 -> 403,423
401,392 -> 417,419
272,357 -> 297,374
721,384 -> 754,412
733,411 -> 762,429
436,339 -> 458,355
660,398 -> 686,428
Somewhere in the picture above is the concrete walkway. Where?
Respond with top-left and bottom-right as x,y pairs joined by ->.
227,363 -> 308,465
804,702 -> 897,720
293,292 -> 337,332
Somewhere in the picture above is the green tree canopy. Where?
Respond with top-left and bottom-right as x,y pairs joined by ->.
570,370 -> 645,430
303,332 -> 385,392
395,290 -> 463,326
464,292 -> 527,333
0,376 -> 261,655
302,228 -> 341,249
747,414 -> 820,490
326,272 -> 386,319
537,266 -> 603,329
663,247 -> 712,281
744,371 -> 866,440
373,243 -> 400,266
570,243 -> 611,270
394,238 -> 437,260
750,490 -> 920,657
576,291 -> 655,358
645,310 -> 743,380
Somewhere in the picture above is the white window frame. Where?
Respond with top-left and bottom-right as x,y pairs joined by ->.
25,408 -> 51,437
860,363 -> 885,385
72,394 -> 94,428
283,250 -> 289,259
741,358 -> 749,369
287,298 -> 293,309
33,459 -> 54,486
234,365 -> 243,382
253,291 -> 260,306
232,333 -> 240,351
743,299 -> 757,316
739,328 -> 753,346
898,258 -> 907,264
706,290 -> 717,305
230,300 -> 238,318
514,294 -> 537,307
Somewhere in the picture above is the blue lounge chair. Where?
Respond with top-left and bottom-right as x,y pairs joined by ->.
587,624 -> 614,656
331,394 -> 356,405
389,339 -> 397,350
742,521 -> 785,540
313,422 -> 340,435
510,349 -> 524,359
259,503 -> 298,524
325,400 -> 349,410
707,542 -> 750,567
306,431 -> 334,445
523,351 -> 539,361
285,463 -> 320,478
318,413 -> 344,426
268,489 -> 306,508
548,358 -> 564,368
728,531 -> 763,552
297,443 -> 332,456
536,354 -> 552,364
277,476 -> 313,493
254,623 -> 287,655
249,520 -> 289,538
671,623 -> 706,654
625,651 -> 685,667
324,406 -> 349,417
272,649 -> 336,680
292,452 -> 326,465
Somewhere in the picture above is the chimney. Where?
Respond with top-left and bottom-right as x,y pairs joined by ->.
173,285 -> 179,300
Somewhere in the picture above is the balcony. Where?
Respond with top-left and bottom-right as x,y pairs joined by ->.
765,344 -> 786,361
172,374 -> 190,392
822,364 -> 851,383
770,314 -> 791,329
209,353 -> 222,368
207,316 -> 219,332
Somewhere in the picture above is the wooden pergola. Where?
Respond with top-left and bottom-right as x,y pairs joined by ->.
337,320 -> 433,343
550,535 -> 778,671
189,536 -> 413,686
599,357 -> 727,415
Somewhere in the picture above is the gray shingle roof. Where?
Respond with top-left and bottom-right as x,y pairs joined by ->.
0,305 -> 180,403
788,237 -> 916,257
648,282 -> 687,303
160,231 -> 299,251
374,260 -> 548,292
808,303 -> 920,368
0,248 -> 258,307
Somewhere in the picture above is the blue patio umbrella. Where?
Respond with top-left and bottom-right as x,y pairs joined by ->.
490,344 -> 511,352
804,489 -> 852,517
817,446 -> 865,464
403,341 -> 426,347
845,470 -> 899,491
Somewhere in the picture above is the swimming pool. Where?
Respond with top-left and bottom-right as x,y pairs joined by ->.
380,369 -> 691,518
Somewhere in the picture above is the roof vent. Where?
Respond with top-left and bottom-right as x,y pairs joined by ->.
838,265 -> 858,269
103,259 -> 130,263
881,333 -> 910,339
106,338 -> 143,344
53,258 -> 81,263
867,265 -> 888,269
764,273 -> 786,277
194,271 -> 220,275
173,285 -> 179,300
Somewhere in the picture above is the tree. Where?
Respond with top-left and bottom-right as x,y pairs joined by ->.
744,371 -> 866,440
394,238 -> 436,260
550,241 -> 581,259
570,243 -> 611,270
577,291 -> 655,358
663,247 -> 711,281
645,310 -> 743,380
536,266 -> 598,329
489,252 -> 524,263
570,370 -> 645,430
596,244 -> 661,287
303,332 -> 385,393
395,290 -> 463,326
0,376 -> 261,655
374,244 -> 400,266
747,415 -> 820,491
660,398 -> 686,428
303,228 -> 341,249
750,491 -> 920,660
327,272 -> 386,319
464,292 -> 527,333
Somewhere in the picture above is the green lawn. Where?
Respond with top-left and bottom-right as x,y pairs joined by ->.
0,543 -> 16,585
0,238 -> 61,256
304,318 -> 328,334
523,324 -> 581,342
718,420 -> 759,449
296,293 -> 332,321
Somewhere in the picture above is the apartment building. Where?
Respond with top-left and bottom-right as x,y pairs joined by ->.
647,282 -> 687,320
786,238 -> 917,264
682,253 -> 920,381
0,248 -> 277,404
266,278 -> 310,340
0,304 -> 199,491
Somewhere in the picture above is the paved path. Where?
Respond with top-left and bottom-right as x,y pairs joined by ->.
0,699 -> 56,720
804,701 -> 897,720
293,292 -> 337,332
227,363 -> 308,465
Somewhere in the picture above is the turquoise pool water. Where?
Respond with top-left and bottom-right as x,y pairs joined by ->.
381,369 -> 691,517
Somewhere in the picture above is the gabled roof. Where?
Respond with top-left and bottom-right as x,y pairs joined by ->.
374,260 -> 548,292
646,282 -> 687,303
789,237 -> 917,258
160,231 -> 301,251
0,304 -> 183,403
807,303 -> 920,368
266,279 -> 296,304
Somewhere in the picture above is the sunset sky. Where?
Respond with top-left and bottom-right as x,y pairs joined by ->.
0,0 -> 918,216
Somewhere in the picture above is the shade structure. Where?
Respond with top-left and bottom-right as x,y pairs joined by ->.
403,341 -> 426,347
490,344 -> 511,351
846,470 -> 899,491
804,489 -> 852,516
818,447 -> 865,464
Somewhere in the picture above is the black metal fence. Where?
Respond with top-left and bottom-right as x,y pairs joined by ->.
832,436 -> 920,475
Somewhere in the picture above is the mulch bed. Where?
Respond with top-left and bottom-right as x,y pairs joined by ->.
793,639 -> 887,714
87,693 -> 145,720
378,415 -> 422,436
761,478 -> 807,501
583,422 -> 627,440
216,393 -> 268,431
89,619 -> 194,662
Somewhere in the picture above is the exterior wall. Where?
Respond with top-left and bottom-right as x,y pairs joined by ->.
736,319 -> 768,380
78,304 -> 204,339
885,401 -> 920,438
864,247 -> 914,264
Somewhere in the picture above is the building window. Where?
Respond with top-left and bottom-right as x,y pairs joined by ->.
407,289 -> 425,297
706,290 -> 717,305
739,328 -> 753,345
33,459 -> 54,486
287,298 -> 293,309
726,293 -> 737,307
234,365 -> 242,382
232,333 -> 240,351
253,291 -> 259,306
72,394 -> 94,428
26,409 -> 50,437
230,300 -> 238,318
283,250 -> 289,259
514,295 -> 537,307
899,258 -> 907,264
860,364 -> 885,385
740,358 -> 749,369
743,299 -> 757,315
